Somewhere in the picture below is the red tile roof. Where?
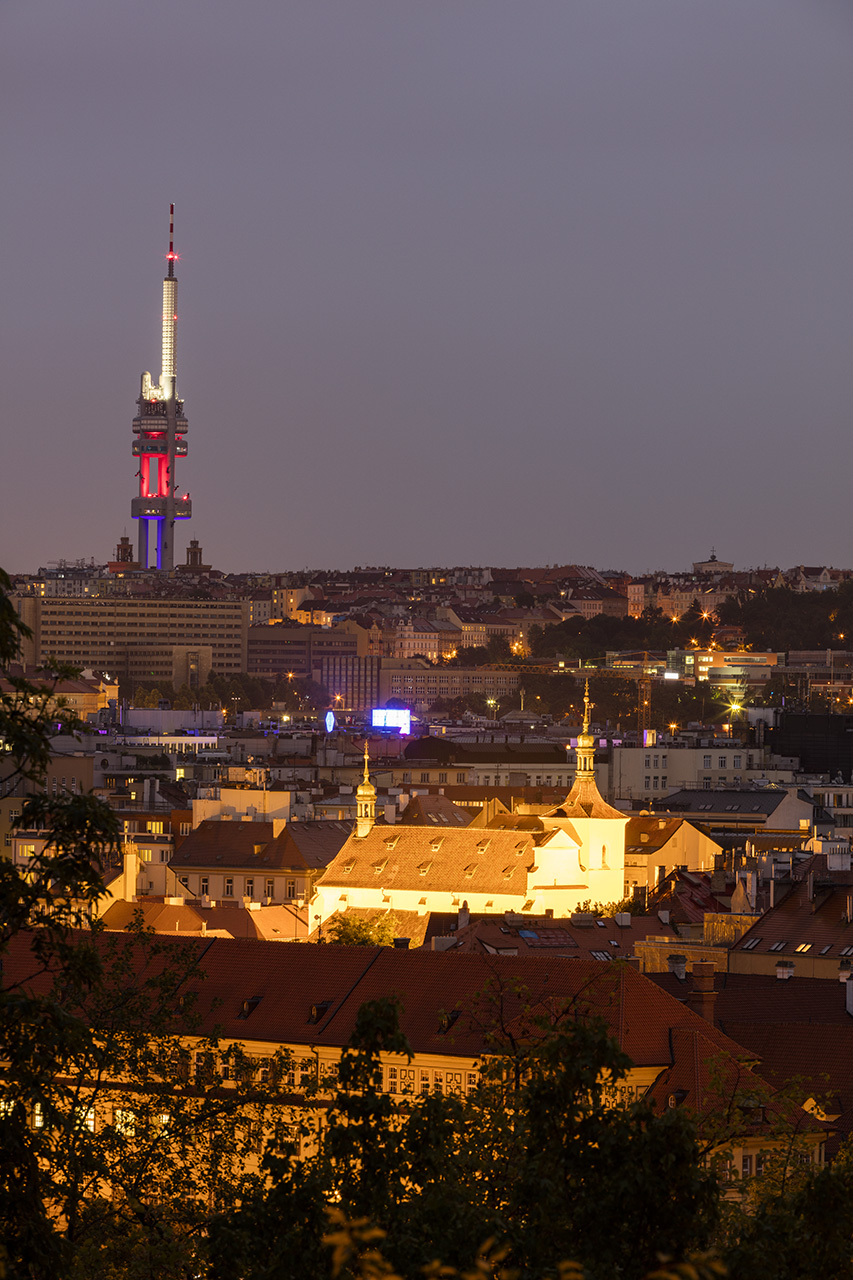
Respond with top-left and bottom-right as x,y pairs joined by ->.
731,855 -> 853,959
5,933 -> 752,1073
170,819 -> 352,873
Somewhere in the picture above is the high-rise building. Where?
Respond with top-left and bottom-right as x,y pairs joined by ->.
131,205 -> 192,570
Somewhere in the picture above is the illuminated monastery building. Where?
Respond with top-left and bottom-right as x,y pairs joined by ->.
314,687 -> 628,922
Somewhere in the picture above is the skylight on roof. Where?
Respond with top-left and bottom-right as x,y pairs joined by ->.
742,937 -> 761,950
769,941 -> 787,952
795,943 -> 812,953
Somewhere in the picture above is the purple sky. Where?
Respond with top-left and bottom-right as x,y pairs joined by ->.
3,1 -> 852,575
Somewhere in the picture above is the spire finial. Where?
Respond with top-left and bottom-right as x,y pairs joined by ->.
583,679 -> 591,734
363,738 -> 370,783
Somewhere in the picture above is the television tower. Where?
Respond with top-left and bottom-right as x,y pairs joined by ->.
131,204 -> 192,570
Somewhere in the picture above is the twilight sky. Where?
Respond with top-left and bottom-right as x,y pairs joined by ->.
2,0 -> 852,576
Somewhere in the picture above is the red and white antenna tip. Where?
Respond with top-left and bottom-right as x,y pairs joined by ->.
166,203 -> 177,272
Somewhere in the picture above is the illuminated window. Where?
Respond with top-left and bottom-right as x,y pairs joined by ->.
114,1109 -> 135,1135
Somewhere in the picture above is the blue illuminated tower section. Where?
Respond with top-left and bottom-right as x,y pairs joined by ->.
131,205 -> 192,570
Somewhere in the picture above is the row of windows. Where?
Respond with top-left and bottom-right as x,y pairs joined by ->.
479,774 -> 569,787
745,936 -> 848,956
174,875 -> 299,901
386,1066 -> 478,1096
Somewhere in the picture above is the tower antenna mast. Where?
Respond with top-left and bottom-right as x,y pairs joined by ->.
130,203 -> 192,571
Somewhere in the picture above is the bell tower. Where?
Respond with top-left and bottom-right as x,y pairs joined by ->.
356,741 -> 377,838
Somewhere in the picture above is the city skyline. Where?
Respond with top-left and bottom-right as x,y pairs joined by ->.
3,1 -> 852,574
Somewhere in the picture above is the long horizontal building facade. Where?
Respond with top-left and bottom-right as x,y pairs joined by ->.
379,660 -> 521,708
14,596 -> 248,686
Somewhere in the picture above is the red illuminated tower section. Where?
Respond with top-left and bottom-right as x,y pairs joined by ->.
131,204 -> 192,570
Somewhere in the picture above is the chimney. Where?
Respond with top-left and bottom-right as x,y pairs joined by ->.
686,961 -> 718,1024
392,937 -> 410,949
667,953 -> 687,981
458,900 -> 470,931
775,960 -> 795,980
838,959 -> 851,983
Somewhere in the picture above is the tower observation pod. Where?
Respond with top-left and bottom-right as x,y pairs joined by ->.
131,204 -> 192,570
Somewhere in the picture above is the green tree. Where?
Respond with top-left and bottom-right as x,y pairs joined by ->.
211,983 -> 719,1280
326,914 -> 398,947
0,570 -> 120,1278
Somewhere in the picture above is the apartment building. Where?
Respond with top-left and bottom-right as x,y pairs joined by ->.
607,744 -> 796,804
14,595 -> 248,685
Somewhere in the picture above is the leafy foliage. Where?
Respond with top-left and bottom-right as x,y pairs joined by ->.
326,914 -> 399,947
211,983 -> 719,1280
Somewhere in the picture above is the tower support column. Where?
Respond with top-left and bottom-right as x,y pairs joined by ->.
138,520 -> 149,569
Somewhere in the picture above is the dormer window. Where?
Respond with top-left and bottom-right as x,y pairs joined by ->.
418,861 -> 433,876
430,838 -> 444,852
384,835 -> 400,849
307,1000 -> 333,1025
342,862 -> 354,874
237,996 -> 261,1020
373,859 -> 388,875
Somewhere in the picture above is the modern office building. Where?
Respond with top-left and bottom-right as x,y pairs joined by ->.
13,596 -> 248,686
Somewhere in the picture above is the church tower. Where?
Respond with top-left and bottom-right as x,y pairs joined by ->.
541,680 -> 628,897
355,741 -> 376,838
